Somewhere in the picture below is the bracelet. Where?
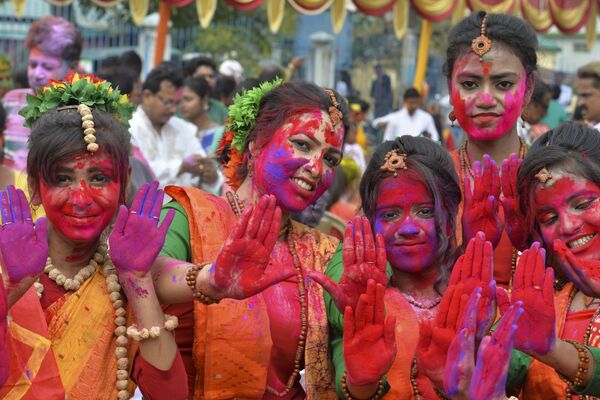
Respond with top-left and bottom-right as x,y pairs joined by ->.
126,314 -> 179,341
558,339 -> 590,388
340,371 -> 385,400
185,263 -> 220,305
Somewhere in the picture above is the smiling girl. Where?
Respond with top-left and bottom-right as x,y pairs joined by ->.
151,80 -> 350,399
0,74 -> 187,398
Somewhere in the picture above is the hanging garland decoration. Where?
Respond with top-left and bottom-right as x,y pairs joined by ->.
585,0 -> 597,50
267,0 -> 285,33
520,0 -> 553,33
331,0 -> 346,33
288,0 -> 332,14
466,0 -> 516,14
130,0 -> 149,26
411,0 -> 456,22
548,0 -> 593,34
196,0 -> 217,28
393,0 -> 409,39
224,0 -> 266,10
352,0 -> 397,16
89,0 -> 125,7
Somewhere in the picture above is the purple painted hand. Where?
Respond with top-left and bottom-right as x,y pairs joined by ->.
210,194 -> 296,300
109,181 -> 174,279
496,242 -> 555,355
450,232 -> 497,340
462,155 -> 504,248
0,185 -> 47,283
443,288 -> 480,397
501,154 -> 528,251
344,280 -> 396,386
469,302 -> 523,400
309,216 -> 388,312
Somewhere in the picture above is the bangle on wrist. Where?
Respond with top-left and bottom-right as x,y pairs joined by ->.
126,314 -> 178,341
186,263 -> 220,305
341,371 -> 385,400
557,339 -> 590,388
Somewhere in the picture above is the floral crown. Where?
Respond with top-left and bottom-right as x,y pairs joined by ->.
217,78 -> 283,189
20,72 -> 134,152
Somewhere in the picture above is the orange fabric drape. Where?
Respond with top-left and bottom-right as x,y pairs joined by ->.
154,2 -> 171,67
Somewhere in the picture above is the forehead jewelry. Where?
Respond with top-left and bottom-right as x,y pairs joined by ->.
535,168 -> 552,184
471,14 -> 492,59
380,150 -> 408,176
325,89 -> 343,127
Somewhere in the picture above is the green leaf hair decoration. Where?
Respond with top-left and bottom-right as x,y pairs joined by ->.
226,78 -> 283,152
19,72 -> 134,128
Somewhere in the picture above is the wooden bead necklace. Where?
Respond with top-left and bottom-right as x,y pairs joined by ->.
34,238 -> 131,400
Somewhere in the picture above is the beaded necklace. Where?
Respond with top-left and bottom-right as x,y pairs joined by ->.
458,138 -> 526,285
34,238 -> 131,400
227,191 -> 308,397
403,293 -> 442,310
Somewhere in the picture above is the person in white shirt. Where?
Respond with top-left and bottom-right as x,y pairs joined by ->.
576,62 -> 600,132
129,62 -> 222,193
373,87 -> 440,142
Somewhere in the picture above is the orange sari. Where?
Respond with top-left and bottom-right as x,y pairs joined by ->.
166,186 -> 339,400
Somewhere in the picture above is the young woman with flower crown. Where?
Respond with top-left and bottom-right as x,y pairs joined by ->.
150,80 -> 351,399
0,73 -> 188,399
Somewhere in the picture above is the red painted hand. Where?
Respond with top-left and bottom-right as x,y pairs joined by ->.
309,216 -> 387,312
450,232 -> 497,340
0,278 -> 8,387
497,242 -> 555,355
469,302 -> 523,400
417,283 -> 468,389
444,288 -> 480,397
344,280 -> 396,386
462,155 -> 503,248
555,239 -> 600,298
501,153 -> 528,251
0,185 -> 47,283
210,194 -> 296,300
109,181 -> 175,279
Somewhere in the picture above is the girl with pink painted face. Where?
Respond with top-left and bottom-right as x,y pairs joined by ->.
152,81 -> 351,399
0,74 -> 188,399
495,122 -> 600,398
444,12 -> 540,287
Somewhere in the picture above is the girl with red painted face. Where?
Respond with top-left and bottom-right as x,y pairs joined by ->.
493,122 -> 600,398
445,12 -> 540,286
151,81 -> 350,399
0,75 -> 188,399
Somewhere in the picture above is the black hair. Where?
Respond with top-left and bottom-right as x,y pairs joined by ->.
360,136 -> 461,294
444,12 -> 538,82
142,62 -> 183,93
577,63 -> 600,89
184,76 -> 211,99
0,102 -> 5,135
404,87 -> 421,100
216,75 -> 237,102
518,122 -> 600,244
120,50 -> 142,77
100,56 -> 120,70
551,84 -> 561,100
27,108 -> 131,203
258,66 -> 285,85
531,79 -> 552,105
183,56 -> 217,78
99,66 -> 137,95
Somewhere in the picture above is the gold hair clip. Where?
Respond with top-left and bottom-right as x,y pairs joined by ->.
325,89 -> 343,127
535,168 -> 552,184
471,14 -> 492,59
77,104 -> 98,152
380,150 -> 408,176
